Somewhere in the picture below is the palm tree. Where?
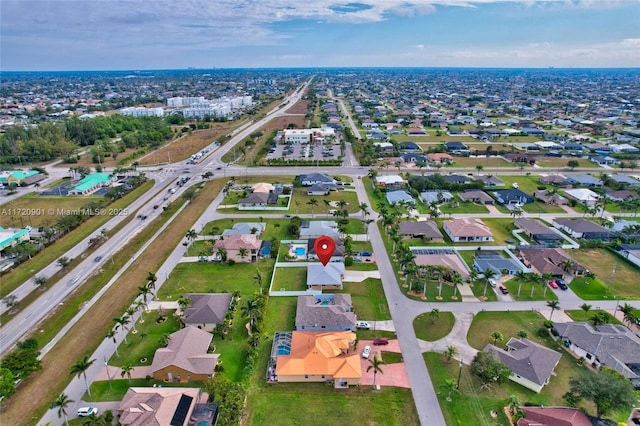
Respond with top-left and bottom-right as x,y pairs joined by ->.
126,306 -> 138,332
323,199 -> 332,217
490,330 -> 503,345
530,273 -> 543,298
70,355 -> 96,397
515,270 -> 527,298
50,393 -> 74,426
546,300 -> 560,321
82,412 -> 107,426
185,229 -> 197,243
294,200 -> 300,215
560,259 -> 574,273
216,247 -> 227,262
254,269 -> 264,295
137,285 -> 151,310
367,355 -> 386,388
241,299 -> 261,332
146,271 -> 158,290
482,269 -> 497,297
443,345 -> 458,363
238,247 -> 249,261
580,303 -> 592,320
177,296 -> 191,311
106,328 -> 119,357
620,303 -> 636,326
113,315 -> 130,344
430,308 -> 440,324
443,378 -> 460,401
307,198 -> 318,217
120,364 -> 135,383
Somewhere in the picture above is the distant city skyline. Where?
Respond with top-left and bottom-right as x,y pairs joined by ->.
1,0 -> 639,71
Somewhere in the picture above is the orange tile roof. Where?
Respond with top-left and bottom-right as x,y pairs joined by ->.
276,331 -> 361,379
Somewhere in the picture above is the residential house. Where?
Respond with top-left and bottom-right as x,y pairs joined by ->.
407,128 -> 427,136
516,407 -> 592,426
68,172 -> 115,195
299,221 -> 340,239
476,175 -> 505,187
533,189 -> 568,206
605,190 -> 638,202
552,218 -> 613,240
118,387 -> 216,426
221,222 -> 266,237
213,234 -> 262,262
386,190 -> 415,205
483,338 -> 561,393
516,247 -> 587,278
473,253 -> 524,276
398,141 -> 422,152
237,192 -> 278,209
563,188 -> 600,207
273,331 -> 362,387
610,143 -> 640,154
184,293 -> 233,332
299,173 -> 337,187
444,141 -> 470,155
493,189 -> 534,205
373,141 -> 394,152
295,294 -> 356,331
420,190 -> 453,204
398,221 -> 444,242
412,249 -> 470,279
590,155 -> 620,166
251,182 -> 275,193
609,173 -> 640,187
443,174 -> 471,185
617,244 -> 640,267
553,322 -> 640,389
458,190 -> 494,205
306,262 -> 345,290
566,174 -> 603,188
443,218 -> 493,242
307,237 -> 345,263
151,326 -> 218,382
306,184 -> 332,196
375,175 -> 406,188
539,174 -> 570,187
514,218 -> 562,245
426,153 -> 454,164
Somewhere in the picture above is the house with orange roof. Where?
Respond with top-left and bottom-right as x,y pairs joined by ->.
443,218 -> 493,243
213,234 -> 262,263
273,331 -> 362,388
427,153 -> 454,164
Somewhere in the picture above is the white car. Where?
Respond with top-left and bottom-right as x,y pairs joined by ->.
77,407 -> 98,417
361,345 -> 371,359
356,321 -> 370,330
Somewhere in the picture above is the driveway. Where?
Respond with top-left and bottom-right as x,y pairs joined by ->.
358,340 -> 411,388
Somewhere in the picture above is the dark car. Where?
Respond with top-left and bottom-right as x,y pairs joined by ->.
557,281 -> 568,290
499,285 -> 509,294
94,256 -> 102,262
373,337 -> 389,346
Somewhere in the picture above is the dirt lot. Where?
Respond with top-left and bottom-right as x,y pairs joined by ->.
285,99 -> 310,114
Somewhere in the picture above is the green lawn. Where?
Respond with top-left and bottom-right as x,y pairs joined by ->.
273,267 -> 307,291
502,277 -> 559,301
336,278 -> 391,321
481,219 -> 518,246
467,311 -> 554,351
185,239 -> 214,256
468,280 -> 498,301
158,260 -> 275,299
202,218 -> 294,241
564,309 -> 622,325
85,378 -> 197,402
109,309 -> 180,368
570,249 -> 640,299
498,175 -> 544,193
449,156 -> 516,168
292,188 -> 361,215
568,277 -> 610,300
382,351 -> 403,364
521,200 -> 567,214
440,199 -> 490,214
413,311 -> 455,341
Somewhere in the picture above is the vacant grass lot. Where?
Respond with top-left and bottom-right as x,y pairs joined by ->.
535,157 -> 595,168
203,218 -> 294,241
292,188 -> 361,215
413,311 -> 455,341
521,200 -> 567,214
449,156 -> 516,168
569,277 -> 610,300
498,175 -> 545,193
0,194 -> 102,229
336,278 -> 391,321
570,248 -> 640,299
502,277 -> 559,301
440,198 -> 490,214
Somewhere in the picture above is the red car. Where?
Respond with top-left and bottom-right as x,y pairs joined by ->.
373,337 -> 389,346
548,280 -> 559,289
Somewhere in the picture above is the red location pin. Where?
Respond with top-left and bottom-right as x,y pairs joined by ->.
314,236 -> 336,267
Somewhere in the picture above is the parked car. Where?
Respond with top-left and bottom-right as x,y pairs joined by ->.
548,280 -> 559,289
556,278 -> 567,286
499,285 -> 509,294
77,407 -> 98,417
373,337 -> 389,345
360,251 -> 372,257
94,256 -> 102,262
356,321 -> 370,330
557,281 -> 568,290
361,345 -> 371,359
489,279 -> 498,288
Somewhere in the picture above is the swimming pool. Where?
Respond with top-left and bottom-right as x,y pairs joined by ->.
295,247 -> 306,256
320,300 -> 330,306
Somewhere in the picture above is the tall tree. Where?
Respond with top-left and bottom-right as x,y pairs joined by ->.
430,308 -> 440,324
238,247 -> 249,261
70,355 -> 96,397
569,367 -> 636,419
253,269 -> 264,295
307,198 -> 318,218
367,355 -> 386,388
120,364 -> 135,383
580,303 -> 592,320
443,345 -> 458,363
50,393 -> 75,426
546,300 -> 560,321
490,330 -> 503,345
105,329 -> 119,357
471,351 -> 511,390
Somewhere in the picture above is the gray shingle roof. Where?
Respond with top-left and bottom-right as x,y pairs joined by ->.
306,263 -> 345,286
398,221 -> 443,239
484,338 -> 561,386
295,294 -> 356,329
184,293 -> 233,325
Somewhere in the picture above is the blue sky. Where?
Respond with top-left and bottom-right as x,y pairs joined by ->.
1,0 -> 639,70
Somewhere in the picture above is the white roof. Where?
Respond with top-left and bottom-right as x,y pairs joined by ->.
564,188 -> 599,202
376,175 -> 405,185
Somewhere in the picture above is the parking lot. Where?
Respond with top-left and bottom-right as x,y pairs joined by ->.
266,144 -> 341,161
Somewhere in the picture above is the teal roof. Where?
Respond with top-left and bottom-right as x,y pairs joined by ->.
11,170 -> 39,180
0,227 -> 30,251
72,173 -> 112,192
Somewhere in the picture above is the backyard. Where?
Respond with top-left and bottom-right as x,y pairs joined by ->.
570,248 -> 640,299
272,267 -> 307,291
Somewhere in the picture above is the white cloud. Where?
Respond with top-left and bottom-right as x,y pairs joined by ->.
412,44 -> 425,49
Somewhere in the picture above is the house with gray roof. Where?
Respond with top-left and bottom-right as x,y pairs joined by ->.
514,218 -> 562,245
473,254 -> 525,276
609,173 -> 640,187
386,190 -> 415,205
483,338 -> 562,393
238,192 -> 278,209
299,221 -> 340,239
458,190 -> 494,205
221,222 -> 266,237
306,184 -> 332,196
307,237 -> 345,262
307,263 -> 345,290
295,294 -> 356,331
299,173 -> 337,187
398,221 -> 444,242
420,190 -> 453,205
493,189 -> 534,205
184,293 -> 233,332
605,190 -> 639,202
533,189 -> 568,206
552,218 -> 613,240
553,322 -> 640,389
516,247 -> 587,278
476,175 -> 505,187
566,174 -> 603,188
